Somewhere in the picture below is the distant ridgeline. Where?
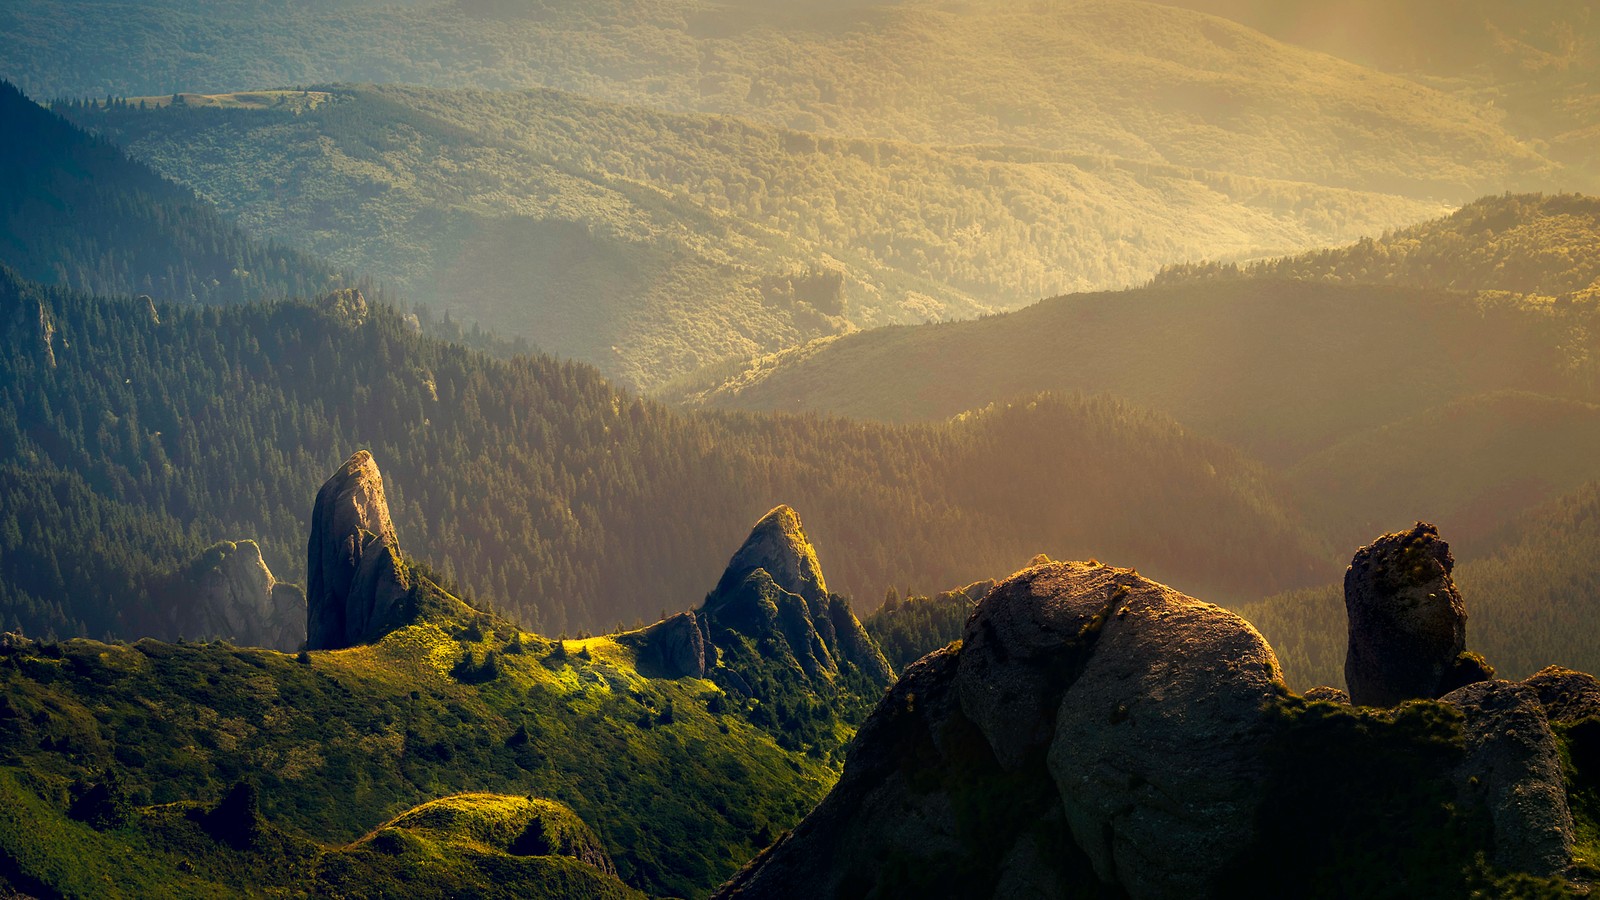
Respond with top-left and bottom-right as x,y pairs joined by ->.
0,265 -> 1334,645
0,450 -> 896,898
0,80 -> 344,306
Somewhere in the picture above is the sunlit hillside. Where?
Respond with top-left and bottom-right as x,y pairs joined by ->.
56,83 -> 1446,387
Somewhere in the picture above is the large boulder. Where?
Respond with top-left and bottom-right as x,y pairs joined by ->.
1048,568 -> 1288,898
1441,680 -> 1575,878
1524,665 -> 1600,725
955,561 -> 1119,770
718,561 -> 1290,900
1344,522 -> 1481,707
306,450 -> 411,650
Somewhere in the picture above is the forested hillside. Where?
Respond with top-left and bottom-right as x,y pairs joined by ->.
55,84 -> 1443,388
673,277 -> 1600,463
2,0 -> 1568,197
0,269 -> 1330,643
1158,193 -> 1600,300
0,80 -> 338,305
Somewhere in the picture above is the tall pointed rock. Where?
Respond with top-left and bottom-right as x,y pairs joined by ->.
306,450 -> 411,650
703,505 -> 890,686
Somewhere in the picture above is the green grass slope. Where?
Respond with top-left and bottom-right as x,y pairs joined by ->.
57,82 -> 1444,388
0,567 -> 853,898
2,0 -> 1567,196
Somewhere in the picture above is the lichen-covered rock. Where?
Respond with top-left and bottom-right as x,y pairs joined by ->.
955,562 -> 1119,770
306,450 -> 411,650
1344,522 -> 1477,707
1441,680 -> 1575,877
1524,665 -> 1600,724
1049,572 -> 1287,899
1303,685 -> 1350,704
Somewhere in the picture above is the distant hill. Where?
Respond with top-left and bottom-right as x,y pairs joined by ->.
0,269 -> 1330,645
1287,390 -> 1600,553
3,0 -> 1569,197
56,83 -> 1445,388
671,277 -> 1599,466
0,80 -> 338,305
1158,193 -> 1600,299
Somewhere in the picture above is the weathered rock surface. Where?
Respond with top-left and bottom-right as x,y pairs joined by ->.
955,561 -> 1118,769
711,506 -> 828,606
718,562 -> 1289,900
1344,522 -> 1477,707
169,540 -> 305,651
1441,680 -> 1575,877
1524,665 -> 1600,724
1049,569 -> 1287,898
714,647 -> 976,898
306,450 -> 411,650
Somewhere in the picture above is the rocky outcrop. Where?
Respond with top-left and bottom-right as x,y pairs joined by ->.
717,562 -> 1289,900
1440,680 -> 1575,877
306,450 -> 411,650
701,506 -> 891,686
627,611 -> 710,679
711,506 -> 828,605
1344,522 -> 1485,707
167,540 -> 304,651
1524,665 -> 1600,724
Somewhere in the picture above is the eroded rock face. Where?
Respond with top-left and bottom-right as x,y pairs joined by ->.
1344,522 -> 1475,707
306,450 -> 410,650
1049,571 -> 1287,898
168,540 -> 304,650
955,561 -> 1119,770
1524,666 -> 1600,725
1441,680 -> 1575,878
712,506 -> 828,605
629,611 -> 709,679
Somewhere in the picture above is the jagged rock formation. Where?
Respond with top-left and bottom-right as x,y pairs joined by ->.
305,450 -> 411,650
711,505 -> 829,606
717,561 -> 1288,899
1344,522 -> 1489,707
625,505 -> 891,699
702,506 -> 891,686
164,540 -> 304,651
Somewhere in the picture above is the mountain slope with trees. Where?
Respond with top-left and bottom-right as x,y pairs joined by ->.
54,83 -> 1446,388
0,268 -> 1330,645
2,0 -> 1569,196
